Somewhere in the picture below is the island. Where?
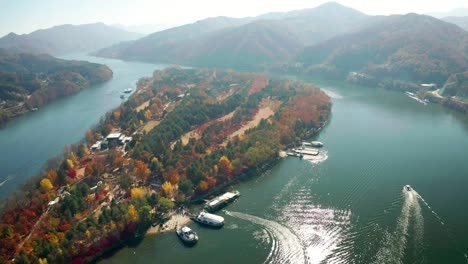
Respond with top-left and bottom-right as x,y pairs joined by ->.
0,68 -> 330,263
0,48 -> 113,126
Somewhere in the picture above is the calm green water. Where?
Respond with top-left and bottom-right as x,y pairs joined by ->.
101,80 -> 468,264
0,55 -> 168,200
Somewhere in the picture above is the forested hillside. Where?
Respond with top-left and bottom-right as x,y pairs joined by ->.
0,49 -> 112,125
0,68 -> 330,263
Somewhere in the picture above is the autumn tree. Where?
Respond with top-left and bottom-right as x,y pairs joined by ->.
134,160 -> 150,183
217,156 -> 233,181
130,187 -> 146,199
164,168 -> 180,185
40,178 -> 53,192
127,204 -> 139,222
161,181 -> 175,198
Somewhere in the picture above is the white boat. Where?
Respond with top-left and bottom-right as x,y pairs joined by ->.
123,88 -> 132,93
404,185 -> 412,192
193,211 -> 224,227
176,226 -> 198,245
310,141 -> 323,147
405,92 -> 427,105
205,191 -> 240,212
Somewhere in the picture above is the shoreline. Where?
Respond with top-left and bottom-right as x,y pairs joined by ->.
146,213 -> 191,235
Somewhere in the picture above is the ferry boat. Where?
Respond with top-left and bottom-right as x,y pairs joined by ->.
176,226 -> 198,245
205,191 -> 240,212
404,185 -> 412,192
123,88 -> 133,93
192,211 -> 224,227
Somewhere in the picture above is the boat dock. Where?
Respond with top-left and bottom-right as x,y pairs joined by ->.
294,148 -> 319,156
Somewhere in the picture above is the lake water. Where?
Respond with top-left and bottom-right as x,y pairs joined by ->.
1,55 -> 467,263
0,54 -> 168,201
101,79 -> 468,263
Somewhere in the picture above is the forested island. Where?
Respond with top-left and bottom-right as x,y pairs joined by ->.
0,68 -> 330,263
0,49 -> 113,126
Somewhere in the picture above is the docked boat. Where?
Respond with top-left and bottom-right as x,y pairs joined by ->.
302,141 -> 323,148
192,211 -> 224,227
405,91 -> 427,105
176,226 -> 198,245
205,191 -> 240,212
404,185 -> 412,192
120,94 -> 125,99
293,148 -> 319,156
123,88 -> 132,93
310,141 -> 323,148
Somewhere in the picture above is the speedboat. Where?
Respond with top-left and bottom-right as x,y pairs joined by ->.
123,88 -> 132,93
176,226 -> 198,245
404,185 -> 412,192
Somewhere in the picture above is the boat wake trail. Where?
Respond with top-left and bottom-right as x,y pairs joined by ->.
225,211 -> 306,264
0,175 -> 14,188
373,189 -> 423,264
303,150 -> 328,165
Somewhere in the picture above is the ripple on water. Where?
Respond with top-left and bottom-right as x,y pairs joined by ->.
225,211 -> 306,264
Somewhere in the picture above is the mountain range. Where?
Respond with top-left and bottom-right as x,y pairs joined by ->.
94,2 -> 373,68
0,23 -> 142,55
296,13 -> 468,86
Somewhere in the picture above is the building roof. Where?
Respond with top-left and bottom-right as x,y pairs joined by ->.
106,133 -> 122,139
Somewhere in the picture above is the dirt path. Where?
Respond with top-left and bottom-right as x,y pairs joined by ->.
227,106 -> 274,140
136,100 -> 151,112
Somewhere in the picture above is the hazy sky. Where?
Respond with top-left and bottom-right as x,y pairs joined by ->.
0,0 -> 467,36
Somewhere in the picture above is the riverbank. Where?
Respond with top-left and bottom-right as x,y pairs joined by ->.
146,213 -> 191,235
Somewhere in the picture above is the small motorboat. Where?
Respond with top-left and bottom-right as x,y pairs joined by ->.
120,94 -> 125,99
176,226 -> 198,245
123,88 -> 133,93
404,185 -> 412,192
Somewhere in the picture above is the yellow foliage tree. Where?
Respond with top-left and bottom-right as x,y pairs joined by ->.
38,258 -> 48,264
69,152 -> 79,166
130,187 -> 146,199
128,204 -> 139,222
45,233 -> 59,244
66,159 -> 74,169
144,109 -> 152,120
161,181 -> 175,198
40,178 -> 54,192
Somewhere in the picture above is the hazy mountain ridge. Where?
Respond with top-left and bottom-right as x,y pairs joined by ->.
442,16 -> 468,31
94,2 -> 370,69
0,48 -> 112,124
296,13 -> 468,86
0,23 -> 142,55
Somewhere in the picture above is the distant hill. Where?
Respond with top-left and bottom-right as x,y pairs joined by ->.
296,13 -> 468,86
257,2 -> 371,45
95,2 -> 370,69
0,23 -> 142,55
442,16 -> 468,31
0,48 -> 112,125
427,7 -> 468,18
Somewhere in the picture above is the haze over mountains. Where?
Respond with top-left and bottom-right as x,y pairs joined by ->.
296,13 -> 468,85
0,23 -> 142,55
95,2 -> 375,68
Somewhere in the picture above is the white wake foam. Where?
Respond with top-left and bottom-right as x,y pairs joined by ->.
225,211 -> 306,264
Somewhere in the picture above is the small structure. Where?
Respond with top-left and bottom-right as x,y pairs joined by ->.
91,141 -> 102,151
47,197 -> 60,207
